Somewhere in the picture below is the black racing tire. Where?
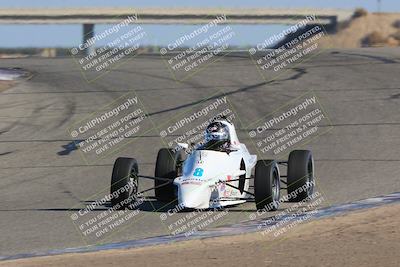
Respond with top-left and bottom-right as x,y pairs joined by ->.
254,160 -> 281,211
110,157 -> 138,210
154,148 -> 182,202
287,150 -> 314,202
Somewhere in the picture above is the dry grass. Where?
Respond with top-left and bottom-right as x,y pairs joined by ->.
320,13 -> 400,48
363,31 -> 387,46
391,31 -> 400,40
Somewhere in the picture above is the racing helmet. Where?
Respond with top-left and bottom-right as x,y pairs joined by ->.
205,121 -> 230,143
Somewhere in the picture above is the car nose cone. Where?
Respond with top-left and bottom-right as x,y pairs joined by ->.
178,183 -> 211,209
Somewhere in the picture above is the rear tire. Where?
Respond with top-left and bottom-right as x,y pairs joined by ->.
287,150 -> 314,202
110,157 -> 139,210
254,160 -> 280,211
154,148 -> 182,202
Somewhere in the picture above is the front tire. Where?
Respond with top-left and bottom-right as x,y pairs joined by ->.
287,150 -> 314,202
154,148 -> 182,202
110,157 -> 138,209
254,160 -> 281,211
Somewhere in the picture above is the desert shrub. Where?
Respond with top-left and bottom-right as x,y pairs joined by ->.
353,8 -> 368,18
362,31 -> 387,46
392,20 -> 400,29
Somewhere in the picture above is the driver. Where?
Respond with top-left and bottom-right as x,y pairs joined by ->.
202,121 -> 231,151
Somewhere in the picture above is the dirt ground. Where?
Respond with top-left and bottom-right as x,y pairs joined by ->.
0,81 -> 16,92
2,203 -> 399,267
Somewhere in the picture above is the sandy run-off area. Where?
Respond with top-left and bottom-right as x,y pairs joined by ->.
2,203 -> 399,267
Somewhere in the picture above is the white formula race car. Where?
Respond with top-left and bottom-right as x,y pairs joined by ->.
110,118 -> 314,211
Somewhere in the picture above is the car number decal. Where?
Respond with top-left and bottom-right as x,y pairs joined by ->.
193,168 -> 204,177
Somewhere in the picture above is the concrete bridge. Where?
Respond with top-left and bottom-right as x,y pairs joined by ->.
0,8 -> 354,24
0,7 -> 354,53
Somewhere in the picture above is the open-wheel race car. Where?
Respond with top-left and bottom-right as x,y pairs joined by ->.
110,118 -> 315,211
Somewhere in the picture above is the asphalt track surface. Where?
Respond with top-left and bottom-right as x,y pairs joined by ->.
1,48 -> 400,256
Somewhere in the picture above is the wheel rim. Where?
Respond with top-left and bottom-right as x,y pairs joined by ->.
176,152 -> 183,176
128,166 -> 138,198
306,156 -> 314,196
272,168 -> 280,207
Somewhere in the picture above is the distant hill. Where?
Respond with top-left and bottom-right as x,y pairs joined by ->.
319,13 -> 400,48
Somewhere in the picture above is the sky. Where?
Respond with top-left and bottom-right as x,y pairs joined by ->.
0,0 -> 399,48
1,0 -> 399,10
